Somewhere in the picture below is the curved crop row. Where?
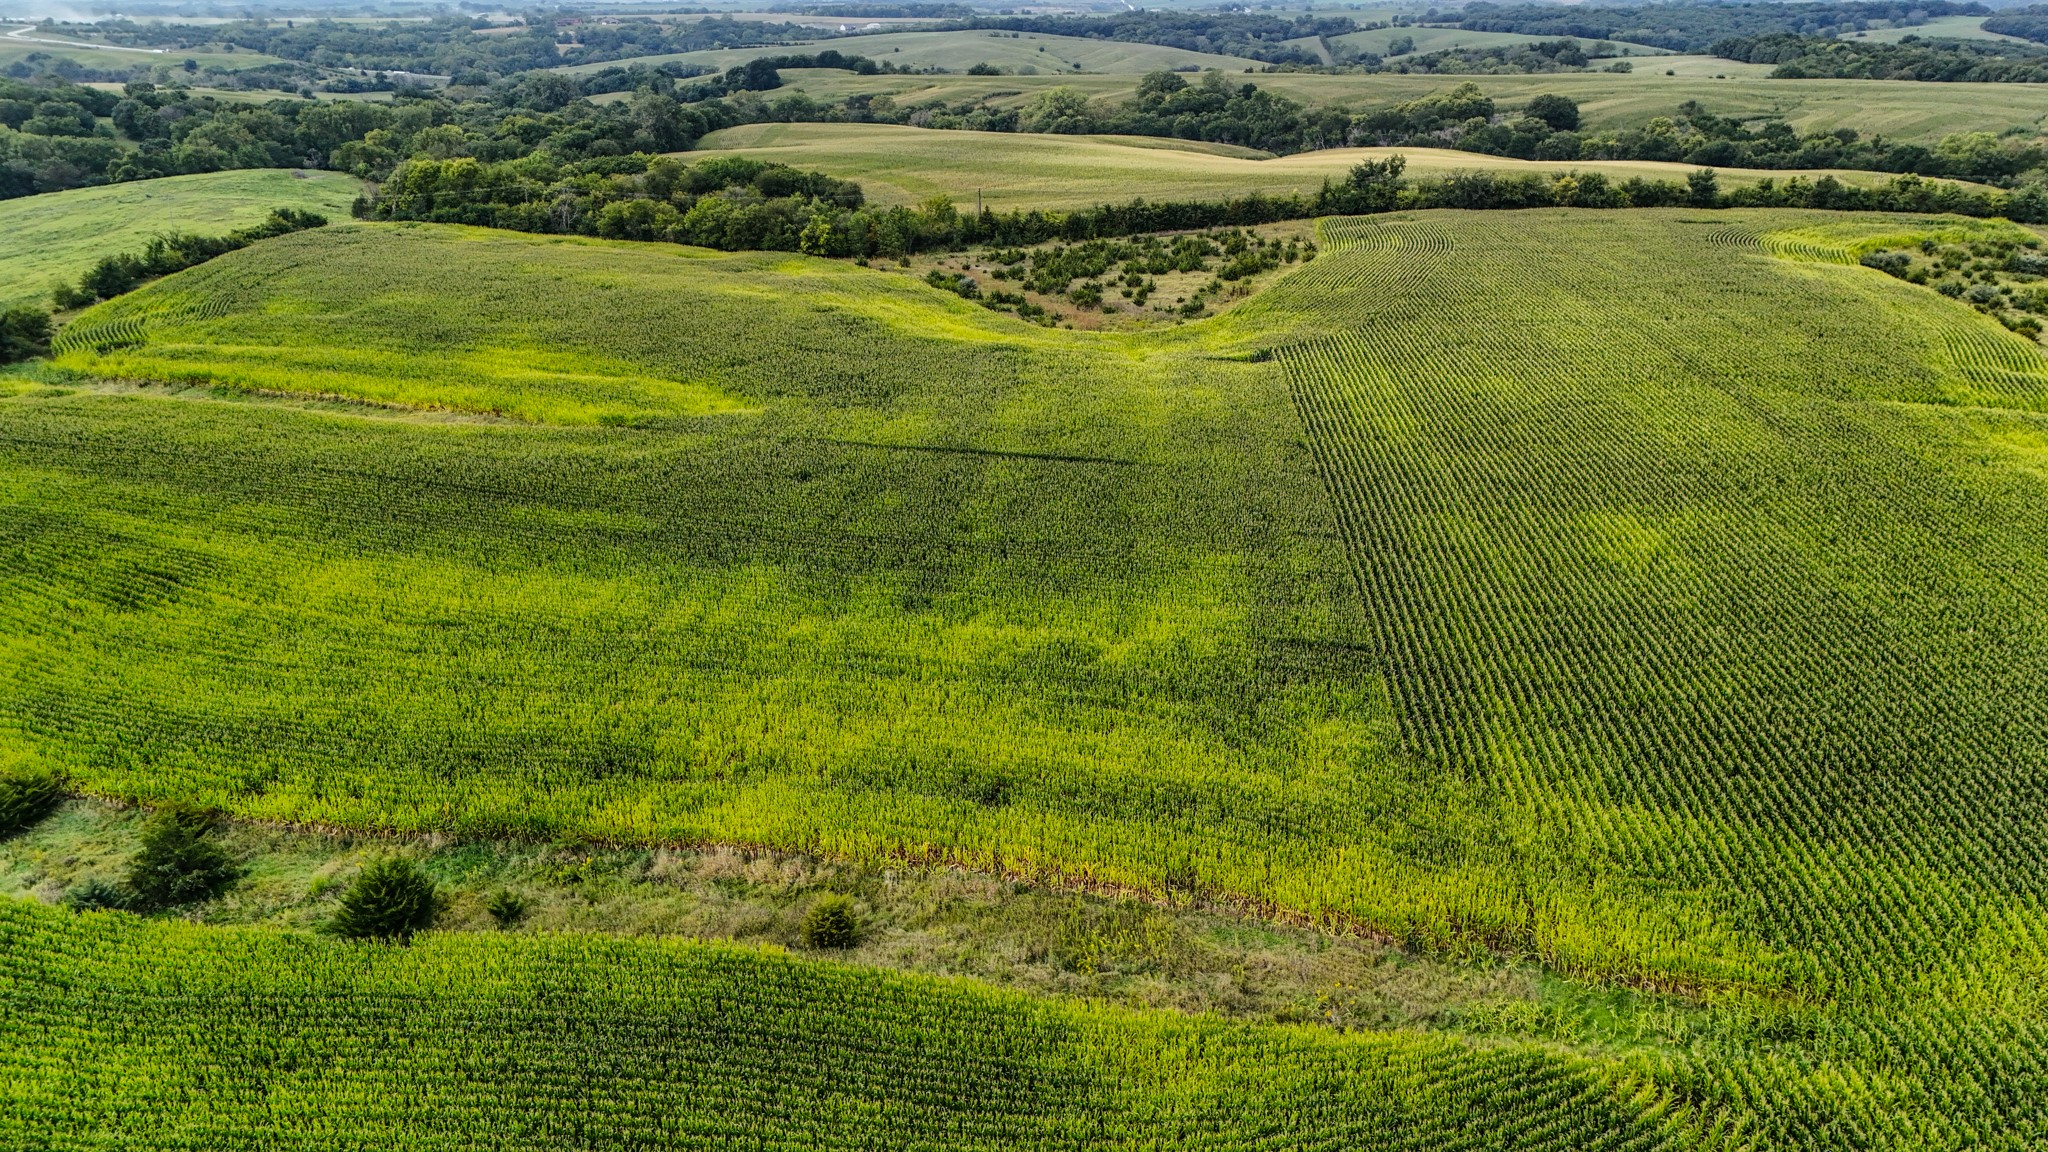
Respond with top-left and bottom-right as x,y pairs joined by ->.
0,900 -> 1711,1152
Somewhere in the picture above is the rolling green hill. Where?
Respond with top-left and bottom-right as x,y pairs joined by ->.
13,207 -> 2048,1144
688,123 -> 1971,211
1839,14 -> 2036,45
0,169 -> 365,312
0,24 -> 287,74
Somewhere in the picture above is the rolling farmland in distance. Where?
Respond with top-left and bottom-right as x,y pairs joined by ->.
553,29 -> 1267,77
10,208 -> 2048,1144
688,122 -> 1984,211
752,66 -> 2048,143
1327,25 -> 1673,58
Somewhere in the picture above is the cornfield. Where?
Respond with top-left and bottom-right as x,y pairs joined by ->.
10,210 -> 2048,1145
0,900 -> 1708,1151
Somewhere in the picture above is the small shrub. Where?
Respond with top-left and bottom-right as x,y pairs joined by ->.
328,858 -> 443,941
0,773 -> 61,837
125,808 -> 242,911
801,894 -> 860,949
486,889 -> 529,929
64,878 -> 130,912
0,308 -> 52,364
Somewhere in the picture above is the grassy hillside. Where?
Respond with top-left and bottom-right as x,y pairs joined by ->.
0,169 -> 364,312
15,210 -> 2048,1143
1841,15 -> 2035,45
767,68 -> 2048,142
0,898 -> 1706,1151
551,29 -> 1263,77
688,123 -> 1967,211
1329,26 -> 1673,57
0,25 -> 286,73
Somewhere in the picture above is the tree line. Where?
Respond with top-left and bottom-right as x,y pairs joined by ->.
883,76 -> 2046,187
1710,32 -> 2048,82
360,149 -> 2048,262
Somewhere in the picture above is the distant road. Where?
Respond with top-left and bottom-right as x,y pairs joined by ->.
3,24 -> 168,53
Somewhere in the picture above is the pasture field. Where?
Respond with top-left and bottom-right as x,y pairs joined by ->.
0,25 -> 287,73
12,208 -> 2048,1144
1328,25 -> 1672,57
688,123 -> 1968,211
1841,15 -> 2035,45
550,29 -> 1264,77
0,898 -> 1706,1151
0,169 -> 365,312
766,67 -> 2048,141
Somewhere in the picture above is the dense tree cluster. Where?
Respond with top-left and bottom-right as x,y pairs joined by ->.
1710,32 -> 2048,81
0,77 -> 120,196
1363,37 -> 1631,75
0,70 -> 739,198
1981,6 -> 2048,43
1447,1 -> 1988,53
1016,71 -> 1337,153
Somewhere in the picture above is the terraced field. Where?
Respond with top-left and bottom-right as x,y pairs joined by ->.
0,169 -> 364,312
12,208 -> 2048,1146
